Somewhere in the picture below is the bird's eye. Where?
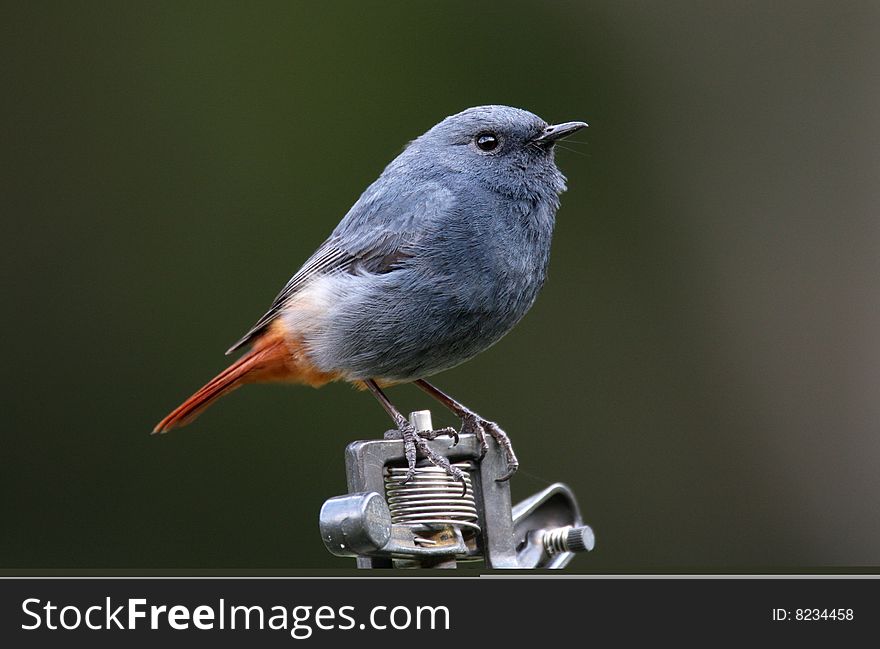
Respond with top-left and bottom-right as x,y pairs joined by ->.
475,132 -> 499,152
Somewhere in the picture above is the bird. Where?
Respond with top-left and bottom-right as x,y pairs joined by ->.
153,105 -> 587,484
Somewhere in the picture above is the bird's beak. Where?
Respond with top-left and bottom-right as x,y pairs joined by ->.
532,121 -> 589,145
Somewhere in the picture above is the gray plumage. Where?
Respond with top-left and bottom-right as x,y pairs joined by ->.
228,105 -> 580,383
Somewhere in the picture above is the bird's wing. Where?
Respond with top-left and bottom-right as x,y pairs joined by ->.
224,242 -> 353,355
225,181 -> 453,355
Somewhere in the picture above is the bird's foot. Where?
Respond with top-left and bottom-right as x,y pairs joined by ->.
384,426 -> 458,444
392,422 -> 466,491
416,426 -> 459,445
460,412 -> 519,482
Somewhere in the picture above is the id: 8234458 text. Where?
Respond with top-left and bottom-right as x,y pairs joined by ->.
772,608 -> 853,621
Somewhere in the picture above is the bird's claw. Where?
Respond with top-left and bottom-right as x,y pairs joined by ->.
416,425 -> 459,446
397,422 -> 467,493
460,412 -> 518,481
461,415 -> 489,458
401,466 -> 418,484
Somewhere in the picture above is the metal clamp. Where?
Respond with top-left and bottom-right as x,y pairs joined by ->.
319,410 -> 595,568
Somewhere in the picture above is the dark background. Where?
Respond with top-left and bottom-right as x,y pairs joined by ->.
2,1 -> 878,571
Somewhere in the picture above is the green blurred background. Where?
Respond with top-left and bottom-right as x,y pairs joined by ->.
3,1 -> 879,571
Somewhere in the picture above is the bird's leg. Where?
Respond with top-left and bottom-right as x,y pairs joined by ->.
414,379 -> 519,482
364,380 -> 464,485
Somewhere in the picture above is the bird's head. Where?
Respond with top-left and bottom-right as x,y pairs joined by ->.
405,105 -> 587,201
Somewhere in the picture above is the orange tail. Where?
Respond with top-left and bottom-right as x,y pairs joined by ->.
154,323 -> 343,434
152,336 -> 285,434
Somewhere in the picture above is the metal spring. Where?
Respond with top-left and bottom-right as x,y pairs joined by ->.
384,463 -> 480,534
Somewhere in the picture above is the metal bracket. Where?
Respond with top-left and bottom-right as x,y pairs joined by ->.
319,412 -> 595,569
